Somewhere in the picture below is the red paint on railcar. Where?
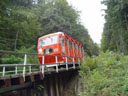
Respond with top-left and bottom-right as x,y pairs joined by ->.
37,32 -> 84,65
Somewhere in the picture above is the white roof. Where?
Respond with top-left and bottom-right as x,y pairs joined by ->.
39,32 -> 64,39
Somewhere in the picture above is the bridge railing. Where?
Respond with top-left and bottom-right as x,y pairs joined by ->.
0,50 -> 84,80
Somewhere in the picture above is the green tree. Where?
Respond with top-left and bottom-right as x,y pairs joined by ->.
101,0 -> 128,54
0,0 -> 99,56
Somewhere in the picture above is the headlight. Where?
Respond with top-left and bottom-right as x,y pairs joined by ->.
39,48 -> 43,54
54,48 -> 58,52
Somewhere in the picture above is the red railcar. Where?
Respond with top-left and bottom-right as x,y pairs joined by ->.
37,32 -> 84,65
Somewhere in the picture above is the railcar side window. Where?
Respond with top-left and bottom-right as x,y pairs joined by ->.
72,41 -> 74,56
75,44 -> 78,50
81,47 -> 83,56
69,41 -> 71,49
79,45 -> 80,52
82,47 -> 84,56
59,36 -> 61,44
75,43 -> 78,55
78,45 -> 79,52
62,38 -> 65,53
72,41 -> 74,48
67,39 -> 69,47
66,38 -> 70,56
70,40 -> 73,48
75,43 -> 76,49
79,45 -> 81,57
80,46 -> 82,57
65,37 -> 68,46
78,45 -> 80,55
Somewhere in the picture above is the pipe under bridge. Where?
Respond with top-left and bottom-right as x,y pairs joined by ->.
0,51 -> 83,96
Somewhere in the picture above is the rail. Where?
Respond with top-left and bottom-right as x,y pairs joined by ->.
0,51 -> 84,81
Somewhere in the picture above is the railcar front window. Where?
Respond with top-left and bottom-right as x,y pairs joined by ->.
39,36 -> 58,47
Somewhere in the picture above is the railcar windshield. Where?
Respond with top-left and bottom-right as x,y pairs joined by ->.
39,35 -> 58,47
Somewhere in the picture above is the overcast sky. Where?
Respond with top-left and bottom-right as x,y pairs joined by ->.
67,0 -> 106,44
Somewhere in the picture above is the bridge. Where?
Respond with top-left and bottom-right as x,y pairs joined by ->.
0,51 -> 84,96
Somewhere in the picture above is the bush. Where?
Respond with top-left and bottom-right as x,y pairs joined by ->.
80,51 -> 128,96
0,45 -> 39,75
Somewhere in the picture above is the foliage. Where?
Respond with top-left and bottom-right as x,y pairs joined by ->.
0,0 -> 40,51
1,55 -> 23,64
0,45 -> 39,74
0,45 -> 37,64
80,51 -> 128,96
101,0 -> 128,54
36,84 -> 44,92
16,45 -> 36,53
0,0 -> 99,56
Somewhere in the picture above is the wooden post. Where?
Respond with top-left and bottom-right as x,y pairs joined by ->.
2,66 -> 5,76
73,57 -> 75,69
23,54 -> 27,81
15,65 -> 17,74
29,66 -> 31,73
56,56 -> 58,72
66,57 -> 68,70
42,56 -> 45,75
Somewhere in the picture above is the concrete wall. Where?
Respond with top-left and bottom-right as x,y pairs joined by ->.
0,69 -> 82,96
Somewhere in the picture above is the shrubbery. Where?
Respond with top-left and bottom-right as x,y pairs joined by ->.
80,51 -> 128,96
0,45 -> 37,64
0,45 -> 39,75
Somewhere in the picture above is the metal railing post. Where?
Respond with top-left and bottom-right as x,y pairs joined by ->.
15,65 -> 17,74
66,57 -> 68,70
73,57 -> 75,69
56,56 -> 58,72
2,66 -> 5,76
23,54 -> 27,81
